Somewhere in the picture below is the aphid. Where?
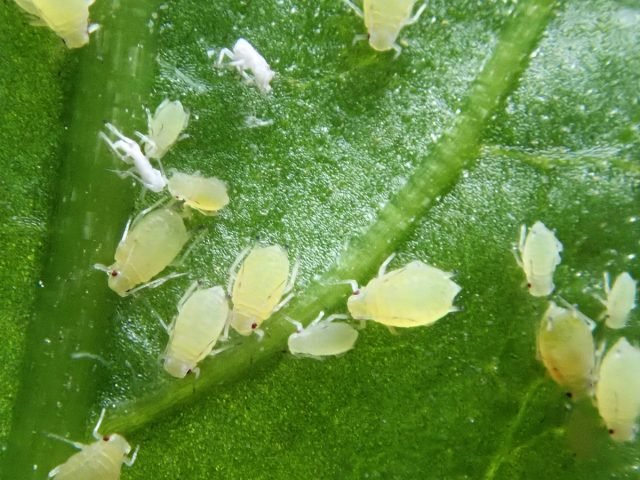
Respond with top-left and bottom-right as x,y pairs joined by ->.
96,207 -> 189,297
514,221 -> 563,297
100,123 -> 167,193
595,337 -> 640,442
168,171 -> 229,216
346,255 -> 461,328
14,0 -> 99,49
536,301 -> 596,398
216,38 -> 276,94
48,409 -> 138,479
163,283 -> 229,378
343,0 -> 426,56
228,244 -> 296,338
598,272 -> 637,329
140,99 -> 190,160
287,312 -> 359,358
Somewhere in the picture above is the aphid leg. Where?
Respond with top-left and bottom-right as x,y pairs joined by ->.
124,272 -> 187,296
134,130 -> 158,158
216,48 -> 235,68
227,246 -> 252,295
342,0 -> 363,17
324,313 -> 350,323
129,197 -> 172,230
208,345 -> 231,357
124,445 -> 140,467
87,23 -> 101,34
603,271 -> 611,297
254,328 -> 265,341
170,228 -> 206,269
283,259 -> 300,296
274,292 -> 294,312
378,253 -> 397,277
284,316 -> 304,332
91,408 -> 107,441
391,44 -> 403,60
308,311 -> 326,327
352,33 -> 368,46
405,3 -> 427,25
386,326 -> 399,335
178,281 -> 200,310
337,279 -> 360,293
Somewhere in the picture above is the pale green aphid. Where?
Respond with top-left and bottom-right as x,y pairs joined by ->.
141,99 -> 190,160
14,0 -> 99,49
48,409 -> 138,479
514,221 -> 563,297
536,301 -> 596,398
168,171 -> 229,216
596,337 -> 640,442
343,0 -> 426,57
599,272 -> 637,329
228,245 -> 297,338
163,283 -> 229,378
96,207 -> 188,297
346,255 -> 461,328
287,312 -> 359,358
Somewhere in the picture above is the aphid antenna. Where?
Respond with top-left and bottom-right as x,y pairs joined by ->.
91,408 -> 107,441
171,227 -> 207,268
378,253 -> 397,277
343,0 -> 364,17
125,444 -> 140,467
254,328 -> 265,341
283,259 -> 300,295
405,3 -> 428,25
274,292 -> 294,313
352,33 -> 368,46
93,263 -> 111,275
70,351 -> 110,368
332,279 -> 360,293
324,313 -> 350,323
602,271 -> 611,295
227,246 -> 252,295
125,272 -> 187,296
216,48 -> 235,68
129,196 -> 171,230
44,432 -> 84,451
284,316 -> 304,332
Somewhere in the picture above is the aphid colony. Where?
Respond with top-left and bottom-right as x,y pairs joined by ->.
514,221 -> 639,442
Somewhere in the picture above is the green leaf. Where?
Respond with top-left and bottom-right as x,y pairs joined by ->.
1,0 -> 639,479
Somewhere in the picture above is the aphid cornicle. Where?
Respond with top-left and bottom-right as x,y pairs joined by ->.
100,123 -> 168,193
599,272 -> 637,329
536,302 -> 596,398
141,99 -> 190,160
344,0 -> 426,56
217,38 -> 276,94
168,171 -> 229,216
515,221 -> 563,297
287,312 -> 359,358
163,283 -> 229,378
595,337 -> 640,442
15,0 -> 99,49
98,207 -> 189,297
228,244 -> 296,338
48,409 -> 138,479
346,255 -> 461,328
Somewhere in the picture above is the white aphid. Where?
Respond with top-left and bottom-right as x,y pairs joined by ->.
287,312 -> 359,358
595,337 -> 640,442
346,255 -> 461,328
515,221 -> 563,297
167,171 -> 229,216
140,99 -> 189,160
228,244 -> 297,338
48,409 -> 138,479
536,302 -> 596,398
163,283 -> 229,378
15,0 -> 99,49
344,0 -> 426,56
100,123 -> 168,193
217,38 -> 275,94
599,272 -> 637,329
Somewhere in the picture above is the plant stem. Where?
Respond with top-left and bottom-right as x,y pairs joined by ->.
2,2 -> 160,478
102,0 -> 559,434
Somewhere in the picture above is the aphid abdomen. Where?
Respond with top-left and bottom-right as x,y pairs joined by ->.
289,322 -> 358,357
596,338 -> 640,442
145,99 -> 189,159
605,272 -> 637,329
165,287 -> 229,377
109,208 -> 188,295
536,302 -> 595,397
232,245 -> 290,321
50,441 -> 123,479
366,261 -> 460,327
364,0 -> 416,51
168,172 -> 229,215
32,0 -> 94,48
519,222 -> 563,297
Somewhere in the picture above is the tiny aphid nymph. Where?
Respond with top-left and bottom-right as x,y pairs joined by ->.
287,312 -> 359,358
228,244 -> 297,338
346,255 -> 461,328
15,0 -> 99,49
514,221 -> 563,297
141,99 -> 190,160
168,171 -> 229,216
100,123 -> 167,193
48,409 -> 138,479
163,283 -> 230,378
595,337 -> 640,442
217,38 -> 276,94
599,272 -> 637,329
97,207 -> 188,297
344,0 -> 426,56
536,301 -> 596,398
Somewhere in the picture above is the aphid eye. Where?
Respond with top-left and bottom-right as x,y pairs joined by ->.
565,392 -> 573,399
608,429 -> 615,435
186,369 -> 192,375
352,289 -> 360,296
110,270 -> 119,278
527,283 -> 532,288
251,322 -> 258,330
103,435 -> 111,441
